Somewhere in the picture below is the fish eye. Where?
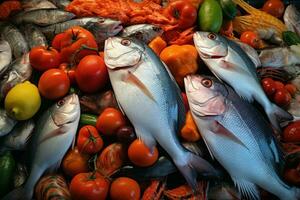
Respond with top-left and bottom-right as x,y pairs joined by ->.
134,32 -> 144,40
57,99 -> 65,106
201,78 -> 212,88
121,39 -> 131,46
152,26 -> 161,32
208,33 -> 217,40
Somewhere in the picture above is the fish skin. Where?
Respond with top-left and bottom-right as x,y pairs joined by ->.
0,40 -> 12,78
284,5 -> 300,36
121,24 -> 163,44
193,31 -> 293,131
48,0 -> 70,9
0,23 -> 29,58
235,40 -> 261,68
0,108 -> 17,137
12,8 -> 75,26
21,0 -> 57,11
0,53 -> 32,100
21,24 -> 48,48
105,37 -> 219,189
2,94 -> 80,200
185,74 -> 300,200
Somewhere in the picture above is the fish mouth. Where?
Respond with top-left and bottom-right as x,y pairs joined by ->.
199,51 -> 224,59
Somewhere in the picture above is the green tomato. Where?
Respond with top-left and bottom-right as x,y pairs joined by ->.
198,0 -> 223,32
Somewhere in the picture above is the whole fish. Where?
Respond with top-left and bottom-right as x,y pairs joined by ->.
3,94 -> 80,200
0,53 -> 32,100
185,74 -> 300,200
0,108 -> 17,137
284,5 -> 300,36
48,0 -> 70,9
21,0 -> 57,11
0,23 -> 29,58
0,120 -> 35,151
121,24 -> 163,44
0,40 -> 12,78
12,9 -> 75,26
104,37 -> 218,188
21,24 -> 48,48
193,32 -> 292,131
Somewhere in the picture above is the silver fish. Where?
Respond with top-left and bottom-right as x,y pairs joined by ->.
48,0 -> 70,9
12,9 -> 75,26
0,108 -> 17,137
193,32 -> 292,131
104,37 -> 218,188
284,5 -> 300,36
0,120 -> 35,151
21,0 -> 57,11
0,40 -> 12,78
0,53 -> 32,100
121,24 -> 163,44
3,94 -> 80,200
0,23 -> 29,58
21,24 -> 48,48
185,74 -> 300,200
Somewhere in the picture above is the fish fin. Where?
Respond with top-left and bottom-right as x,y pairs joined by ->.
266,103 -> 293,132
135,127 -> 156,153
123,71 -> 156,103
232,179 -> 259,200
38,128 -> 65,144
200,133 -> 215,160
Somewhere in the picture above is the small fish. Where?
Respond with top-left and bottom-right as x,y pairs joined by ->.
284,5 -> 300,36
105,37 -> 218,189
193,32 -> 292,131
3,94 -> 80,200
12,9 -> 75,26
185,74 -> 300,200
121,24 -> 163,44
13,162 -> 28,188
0,40 -> 12,78
48,0 -> 70,9
21,24 -> 48,48
0,108 -> 17,137
0,120 -> 35,151
0,23 -> 29,58
21,0 -> 57,11
0,53 -> 32,100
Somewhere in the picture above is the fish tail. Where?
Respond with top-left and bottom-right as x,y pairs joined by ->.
266,103 -> 293,131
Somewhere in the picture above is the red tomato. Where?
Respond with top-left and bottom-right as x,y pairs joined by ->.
116,126 -> 136,144
285,84 -> 297,96
70,172 -> 110,200
261,78 -> 276,96
75,55 -> 108,93
240,31 -> 259,48
60,26 -> 98,63
52,32 -> 65,51
77,125 -> 104,154
274,88 -> 291,107
274,81 -> 285,90
38,69 -> 70,100
110,177 -> 141,200
96,108 -> 126,136
284,168 -> 300,186
29,46 -> 60,71
262,0 -> 285,18
181,92 -> 189,112
59,63 -> 76,84
164,1 -> 197,29
283,121 -> 300,143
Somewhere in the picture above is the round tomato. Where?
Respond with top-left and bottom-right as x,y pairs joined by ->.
240,31 -> 259,48
70,172 -> 110,200
110,177 -> 141,200
116,126 -> 136,144
59,63 -> 76,84
274,81 -> 285,90
128,139 -> 158,167
38,69 -> 70,100
52,32 -> 65,51
62,147 -> 90,177
283,121 -> 300,143
284,168 -> 300,186
75,55 -> 108,93
29,46 -> 60,71
60,26 -> 98,63
96,108 -> 126,136
262,0 -> 285,18
285,84 -> 297,96
164,1 -> 197,29
261,78 -> 276,96
274,88 -> 291,107
77,125 -> 104,154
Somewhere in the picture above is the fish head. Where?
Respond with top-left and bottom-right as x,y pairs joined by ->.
90,17 -> 123,37
184,75 -> 228,117
193,32 -> 228,60
104,37 -> 144,69
51,94 -> 80,127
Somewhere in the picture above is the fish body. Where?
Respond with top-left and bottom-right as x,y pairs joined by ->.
185,75 -> 300,200
0,53 -> 32,100
0,108 -> 17,137
235,40 -> 261,68
3,94 -> 80,200
284,5 -> 300,36
121,24 -> 163,44
21,0 -> 57,11
12,9 -> 75,26
48,0 -> 70,9
21,24 -> 48,48
0,40 -> 12,78
193,32 -> 292,131
104,37 -> 218,188
0,23 -> 29,58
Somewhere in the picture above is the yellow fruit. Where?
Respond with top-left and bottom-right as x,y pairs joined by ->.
5,81 -> 41,120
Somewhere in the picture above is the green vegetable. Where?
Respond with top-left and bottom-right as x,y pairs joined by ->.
198,0 -> 223,32
219,0 -> 237,20
0,151 -> 16,197
283,31 -> 300,46
80,114 -> 98,126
